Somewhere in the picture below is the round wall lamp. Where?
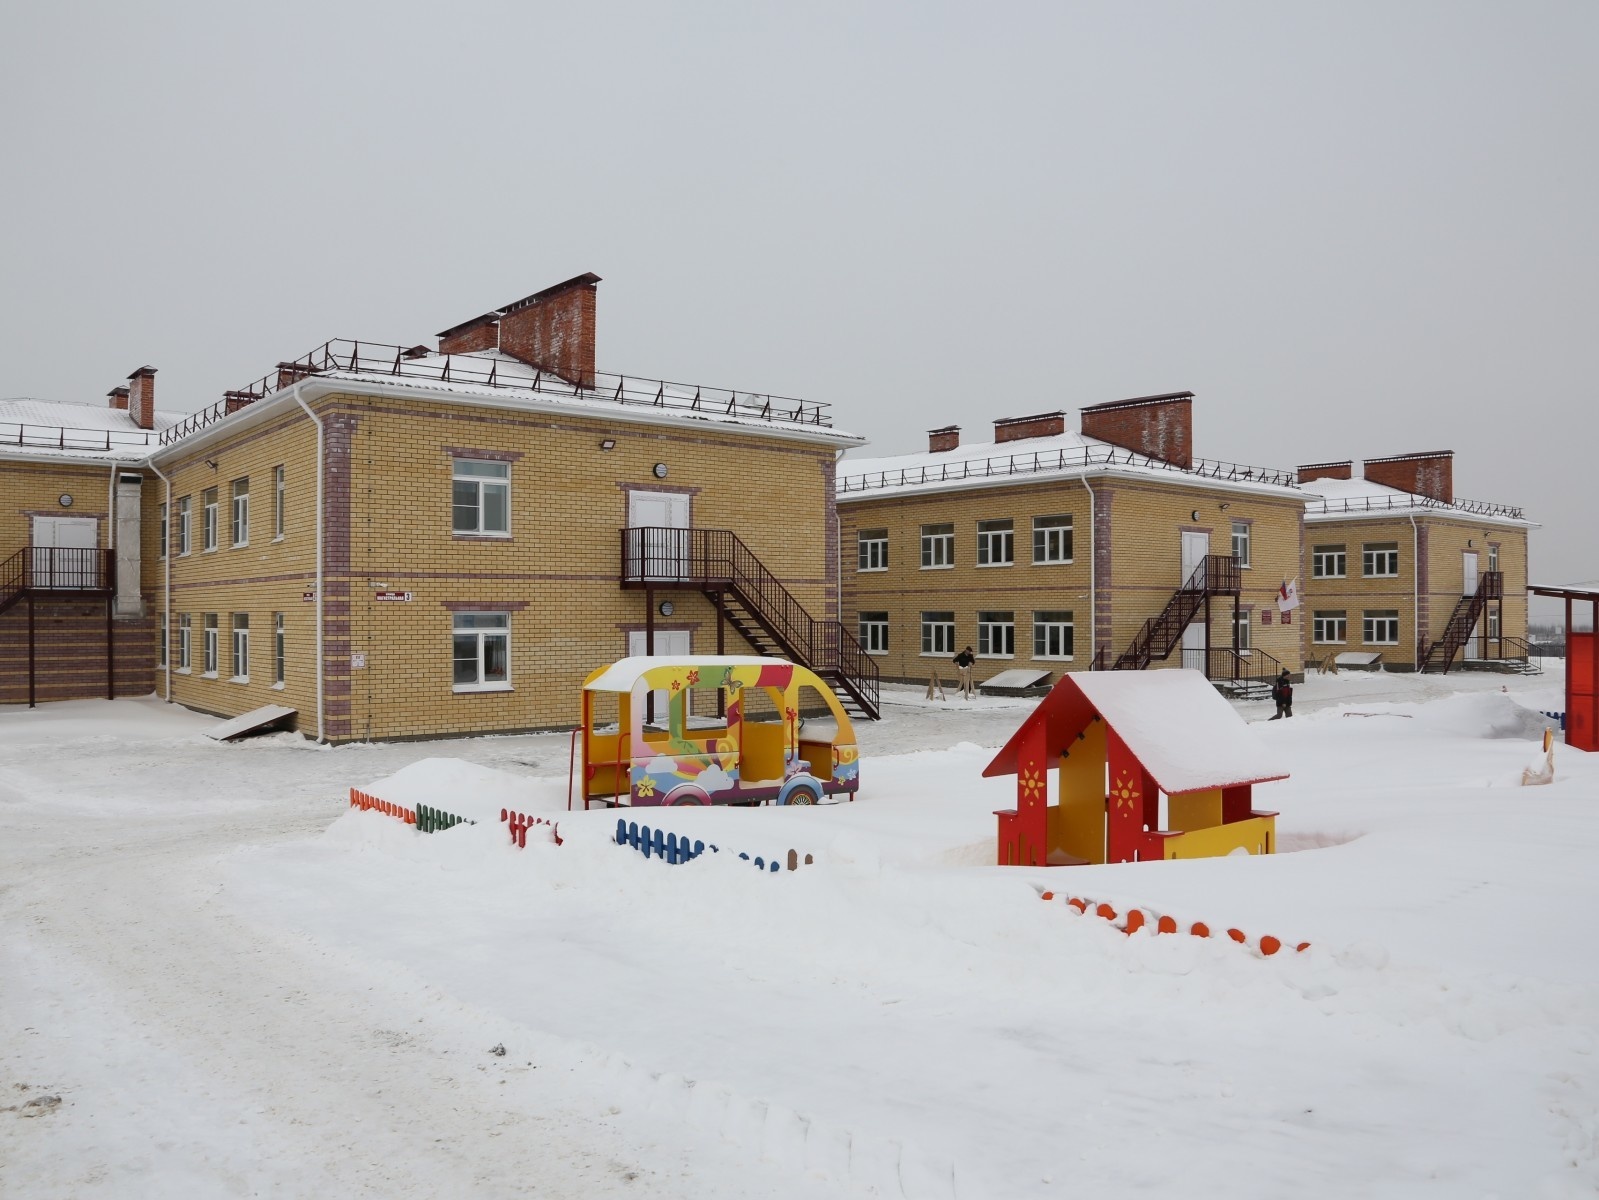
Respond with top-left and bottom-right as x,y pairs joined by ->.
658,600 -> 674,617
58,493 -> 74,508
1190,510 -> 1200,521
653,463 -> 668,479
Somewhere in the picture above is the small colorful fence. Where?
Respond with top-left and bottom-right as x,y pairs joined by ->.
350,788 -> 414,824
1039,890 -> 1309,956
502,808 -> 563,847
1541,711 -> 1567,731
615,819 -> 814,873
349,789 -> 478,834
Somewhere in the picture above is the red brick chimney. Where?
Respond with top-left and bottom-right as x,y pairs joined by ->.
928,425 -> 961,453
1298,460 -> 1353,485
440,272 -> 598,389
108,386 -> 130,412
223,389 -> 261,415
127,367 -> 157,430
437,314 -> 500,356
993,412 -> 1066,444
1080,391 -> 1193,468
1363,451 -> 1453,503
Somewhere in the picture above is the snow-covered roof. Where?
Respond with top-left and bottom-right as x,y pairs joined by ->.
584,655 -> 787,692
0,397 -> 183,461
1299,475 -> 1529,526
837,428 -> 1304,503
1528,580 -> 1599,597
984,669 -> 1289,794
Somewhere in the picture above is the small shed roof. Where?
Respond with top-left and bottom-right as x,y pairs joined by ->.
1529,581 -> 1599,598
983,670 -> 1289,795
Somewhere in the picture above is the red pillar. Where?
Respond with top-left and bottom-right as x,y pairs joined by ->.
1106,728 -> 1147,863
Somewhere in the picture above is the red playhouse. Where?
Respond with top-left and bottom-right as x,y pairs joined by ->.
984,670 -> 1290,866
1529,581 -> 1599,753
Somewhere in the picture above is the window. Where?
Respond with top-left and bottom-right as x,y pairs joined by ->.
231,614 -> 249,679
202,488 -> 218,551
920,611 -> 955,655
273,465 -> 286,539
978,611 -> 1015,657
976,520 -> 1014,566
1311,544 -> 1346,579
1488,545 -> 1499,574
857,529 -> 888,572
159,613 -> 168,667
1362,542 -> 1399,578
858,611 -> 888,654
1033,610 -> 1075,659
203,614 -> 218,675
1313,610 -> 1347,644
920,524 -> 954,569
1363,610 -> 1399,645
452,460 -> 510,535
453,612 -> 510,689
1486,608 -> 1501,640
1231,521 -> 1251,568
1032,515 -> 1073,564
1235,608 -> 1251,650
178,614 -> 191,670
274,613 -> 285,685
177,496 -> 191,556
158,503 -> 168,559
231,478 -> 249,547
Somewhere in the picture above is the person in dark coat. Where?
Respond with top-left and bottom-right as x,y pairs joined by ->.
953,646 -> 976,698
1269,669 -> 1294,720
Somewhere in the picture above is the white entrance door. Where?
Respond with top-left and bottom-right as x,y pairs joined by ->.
627,490 -> 691,581
1180,531 -> 1209,670
1462,551 -> 1479,595
31,516 -> 98,588
628,629 -> 691,723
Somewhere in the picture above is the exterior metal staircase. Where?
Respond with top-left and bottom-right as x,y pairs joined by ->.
1,546 -> 114,616
1206,645 -> 1283,699
1110,554 -> 1241,671
1,546 -> 118,707
1419,571 -> 1503,674
620,527 -> 880,720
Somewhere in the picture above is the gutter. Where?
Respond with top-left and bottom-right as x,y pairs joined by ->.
146,459 -> 173,700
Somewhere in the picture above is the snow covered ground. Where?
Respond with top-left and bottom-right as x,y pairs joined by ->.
2,665 -> 1595,1198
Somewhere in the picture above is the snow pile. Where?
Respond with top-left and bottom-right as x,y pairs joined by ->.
356,756 -> 569,822
1410,691 -> 1554,740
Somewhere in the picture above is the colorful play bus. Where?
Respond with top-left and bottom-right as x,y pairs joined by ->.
573,656 -> 860,808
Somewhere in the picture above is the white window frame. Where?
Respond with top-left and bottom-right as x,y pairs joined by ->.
202,488 -> 218,552
274,613 -> 286,686
203,614 -> 219,676
920,611 -> 955,655
1486,608 -> 1501,640
1235,608 -> 1251,650
857,530 -> 888,572
978,611 -> 1015,658
976,520 -> 1014,567
858,611 -> 889,654
273,465 -> 286,540
453,612 -> 511,691
1032,610 -> 1075,660
1488,545 -> 1499,574
177,496 -> 191,556
1231,520 -> 1251,568
1032,515 -> 1073,564
1363,610 -> 1399,645
920,524 -> 954,570
177,614 -> 191,671
231,613 -> 249,681
1311,545 -> 1346,579
1312,611 -> 1347,644
1362,542 -> 1399,578
231,478 -> 249,547
452,459 -> 510,536
158,503 -> 168,560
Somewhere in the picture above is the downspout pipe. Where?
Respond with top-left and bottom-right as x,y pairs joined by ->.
1408,512 -> 1420,665
289,381 -> 326,742
147,459 -> 173,701
1081,473 -> 1097,666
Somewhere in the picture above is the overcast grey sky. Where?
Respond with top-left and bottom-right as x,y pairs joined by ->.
3,2 -> 1593,601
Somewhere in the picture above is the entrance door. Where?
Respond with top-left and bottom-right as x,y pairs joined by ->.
1180,531 -> 1209,671
1462,551 -> 1479,595
627,490 -> 690,581
628,629 -> 691,723
31,516 -> 98,589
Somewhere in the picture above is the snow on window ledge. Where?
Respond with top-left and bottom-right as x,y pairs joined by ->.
229,675 -> 249,685
453,683 -> 514,694
270,682 -> 286,691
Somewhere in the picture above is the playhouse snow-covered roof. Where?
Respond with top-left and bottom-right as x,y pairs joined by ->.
984,669 -> 1289,795
584,655 -> 784,692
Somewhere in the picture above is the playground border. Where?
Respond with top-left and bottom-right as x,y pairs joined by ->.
1039,889 -> 1310,956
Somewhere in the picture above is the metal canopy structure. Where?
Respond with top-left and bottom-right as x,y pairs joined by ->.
1528,582 -> 1599,752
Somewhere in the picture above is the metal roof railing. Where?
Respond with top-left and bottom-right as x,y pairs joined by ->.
160,339 -> 830,446
1,420 -> 162,453
1305,493 -> 1525,521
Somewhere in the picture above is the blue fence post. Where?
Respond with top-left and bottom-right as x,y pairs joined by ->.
652,828 -> 666,859
693,840 -> 705,861
616,817 -> 626,845
666,832 -> 679,864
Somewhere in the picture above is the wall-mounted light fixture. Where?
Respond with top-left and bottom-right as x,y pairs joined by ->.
1219,502 -> 1231,511
599,439 -> 616,450
658,600 -> 674,616
1190,510 -> 1200,521
653,463 -> 669,479
205,459 -> 219,470
1467,538 -> 1473,547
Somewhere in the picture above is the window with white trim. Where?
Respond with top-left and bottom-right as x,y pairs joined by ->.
274,613 -> 285,685
1362,542 -> 1399,578
177,496 -> 191,556
452,460 -> 510,535
920,524 -> 954,569
976,520 -> 1014,566
857,529 -> 888,572
920,611 -> 955,655
453,612 -> 510,689
1032,515 -> 1073,564
978,611 -> 1015,657
231,613 -> 249,680
231,478 -> 249,547
1486,608 -> 1500,639
1488,545 -> 1499,574
203,614 -> 219,675
1312,610 -> 1347,644
858,611 -> 888,654
202,488 -> 218,552
158,503 -> 168,559
273,465 -> 286,539
1235,608 -> 1251,650
1033,610 -> 1074,659
1311,544 -> 1346,578
1363,610 -> 1399,645
1231,521 -> 1251,568
178,614 -> 191,670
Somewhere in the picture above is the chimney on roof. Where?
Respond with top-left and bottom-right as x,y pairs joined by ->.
127,367 -> 156,430
993,412 -> 1066,444
928,425 -> 961,453
108,386 -> 130,412
495,272 -> 601,388
1363,451 -> 1453,504
223,389 -> 261,415
1080,391 -> 1193,468
438,314 -> 499,356
1298,460 -> 1352,485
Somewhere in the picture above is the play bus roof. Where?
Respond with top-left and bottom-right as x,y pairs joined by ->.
983,669 -> 1289,795
583,655 -> 792,692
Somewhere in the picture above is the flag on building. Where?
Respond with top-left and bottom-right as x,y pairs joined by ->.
1277,578 -> 1299,612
